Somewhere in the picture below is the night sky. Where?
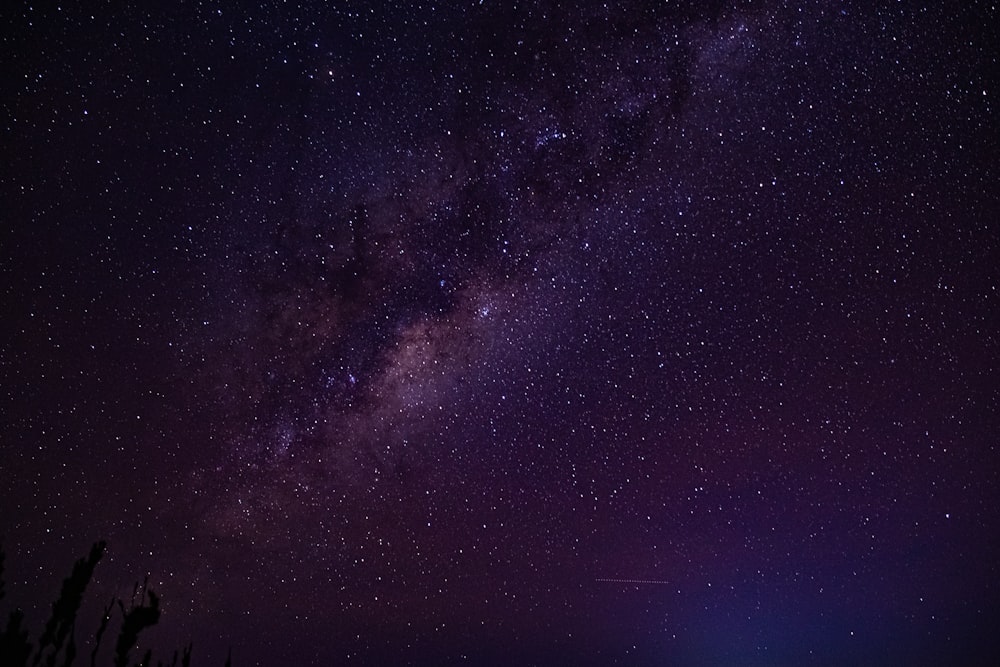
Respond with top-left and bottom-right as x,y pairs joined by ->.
2,1 -> 999,666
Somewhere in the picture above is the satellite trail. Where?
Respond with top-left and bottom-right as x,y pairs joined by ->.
595,578 -> 671,585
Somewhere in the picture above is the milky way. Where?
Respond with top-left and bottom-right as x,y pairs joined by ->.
2,2 -> 998,666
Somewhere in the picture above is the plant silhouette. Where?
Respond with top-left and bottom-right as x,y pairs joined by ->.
0,541 -> 226,667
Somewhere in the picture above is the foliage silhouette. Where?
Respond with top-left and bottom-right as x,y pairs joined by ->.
90,598 -> 114,667
33,540 -> 105,667
0,541 -> 228,667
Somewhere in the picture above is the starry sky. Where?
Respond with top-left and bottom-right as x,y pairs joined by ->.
2,1 -> 999,665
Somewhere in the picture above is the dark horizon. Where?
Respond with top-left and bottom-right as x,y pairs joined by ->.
2,1 -> 998,665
